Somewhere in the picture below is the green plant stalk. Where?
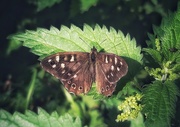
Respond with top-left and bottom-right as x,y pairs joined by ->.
25,68 -> 37,110
63,86 -> 84,118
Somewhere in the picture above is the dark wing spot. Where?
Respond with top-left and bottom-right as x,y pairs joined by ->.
67,81 -> 71,84
79,86 -> 83,90
71,83 -> 76,89
101,87 -> 105,93
49,60 -> 56,66
106,85 -> 110,91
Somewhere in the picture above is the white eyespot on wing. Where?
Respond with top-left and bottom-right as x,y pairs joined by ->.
115,57 -> 117,64
48,59 -> 52,63
111,65 -> 114,71
110,72 -> 114,76
117,67 -> 120,71
70,55 -> 75,62
56,56 -> 60,62
120,61 -> 123,65
105,56 -> 108,63
52,64 -> 56,68
62,70 -> 65,74
73,74 -> 77,78
61,63 -> 65,68
67,73 -> 71,76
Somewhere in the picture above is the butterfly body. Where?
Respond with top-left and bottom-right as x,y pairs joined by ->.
41,47 -> 128,96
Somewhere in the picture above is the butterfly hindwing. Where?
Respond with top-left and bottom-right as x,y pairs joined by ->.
61,61 -> 93,95
95,62 -> 117,96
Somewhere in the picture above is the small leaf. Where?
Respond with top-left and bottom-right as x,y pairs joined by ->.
80,0 -> 99,12
30,0 -> 62,12
172,63 -> 180,73
143,48 -> 162,64
0,109 -> 12,119
6,39 -> 22,55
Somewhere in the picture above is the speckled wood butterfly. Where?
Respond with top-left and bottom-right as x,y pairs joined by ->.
40,47 -> 128,96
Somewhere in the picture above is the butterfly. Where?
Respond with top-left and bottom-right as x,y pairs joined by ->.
40,47 -> 128,96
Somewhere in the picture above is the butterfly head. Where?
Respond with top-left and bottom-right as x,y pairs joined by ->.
91,46 -> 97,52
91,46 -> 98,62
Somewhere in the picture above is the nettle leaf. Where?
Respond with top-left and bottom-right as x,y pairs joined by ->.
146,33 -> 157,49
143,48 -> 162,64
0,108 -> 81,127
10,24 -> 142,78
142,81 -> 179,127
172,63 -> 180,73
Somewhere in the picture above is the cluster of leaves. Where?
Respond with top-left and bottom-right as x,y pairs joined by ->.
142,3 -> 180,127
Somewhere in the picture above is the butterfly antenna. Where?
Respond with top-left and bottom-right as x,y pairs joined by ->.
105,42 -> 122,51
79,37 -> 91,48
99,39 -> 107,45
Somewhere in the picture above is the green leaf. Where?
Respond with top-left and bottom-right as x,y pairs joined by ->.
9,24 -> 142,80
0,108 -> 81,127
80,0 -> 99,12
172,63 -> 180,73
117,81 -> 141,98
143,48 -> 162,64
6,39 -> 22,55
29,0 -> 62,12
142,81 -> 179,127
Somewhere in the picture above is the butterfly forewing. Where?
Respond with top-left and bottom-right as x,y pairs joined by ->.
40,52 -> 93,95
95,53 -> 128,96
41,52 -> 88,78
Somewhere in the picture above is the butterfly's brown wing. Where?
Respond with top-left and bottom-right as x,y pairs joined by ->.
95,53 -> 128,96
40,52 -> 93,95
60,61 -> 94,95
